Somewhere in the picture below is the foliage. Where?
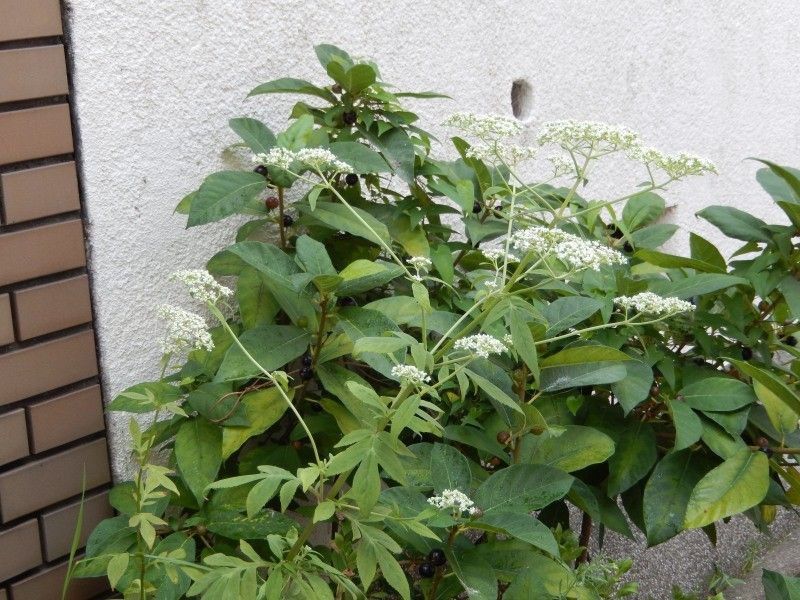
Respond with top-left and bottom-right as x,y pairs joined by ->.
71,43 -> 800,600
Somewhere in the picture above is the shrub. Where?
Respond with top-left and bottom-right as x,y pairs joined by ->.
72,44 -> 800,600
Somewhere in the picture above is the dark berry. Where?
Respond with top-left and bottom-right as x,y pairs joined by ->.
427,549 -> 446,567
291,440 -> 303,450
418,562 -> 435,578
342,111 -> 357,125
282,214 -> 294,227
693,357 -> 705,366
265,196 -> 280,210
338,296 -> 357,307
607,224 -> 623,239
785,336 -> 798,347
254,165 -> 269,177
489,456 -> 502,467
301,352 -> 313,367
496,431 -> 511,445
299,366 -> 313,381
741,347 -> 753,360
331,83 -> 343,94
623,241 -> 633,253
650,383 -> 660,397
472,201 -> 482,214
345,173 -> 359,186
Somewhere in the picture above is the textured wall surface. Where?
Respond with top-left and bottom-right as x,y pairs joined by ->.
65,1 -> 800,596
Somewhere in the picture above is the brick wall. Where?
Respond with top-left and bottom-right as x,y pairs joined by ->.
0,1 -> 111,597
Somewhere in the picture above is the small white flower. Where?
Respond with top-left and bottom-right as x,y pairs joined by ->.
427,489 -> 479,516
443,112 -> 523,141
628,146 -> 717,179
614,292 -> 695,315
538,120 -> 639,153
454,334 -> 508,359
171,269 -> 233,305
482,247 -> 520,264
253,147 -> 296,170
391,364 -> 431,386
158,305 -> 214,355
547,153 -> 576,177
511,226 -> 627,272
407,256 -> 432,271
466,142 -> 537,165
294,148 -> 353,173
502,333 -> 513,346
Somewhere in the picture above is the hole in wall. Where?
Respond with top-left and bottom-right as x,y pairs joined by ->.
510,79 -> 533,121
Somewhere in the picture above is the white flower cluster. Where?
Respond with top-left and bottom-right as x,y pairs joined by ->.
627,146 -> 717,179
407,256 -> 432,271
615,292 -> 695,315
454,334 -> 508,359
482,247 -> 520,264
252,147 -> 353,173
466,142 -> 537,166
547,153 -> 576,177
511,226 -> 627,272
538,120 -> 640,152
390,364 -> 431,386
157,305 -> 214,355
443,112 -> 523,141
427,489 -> 479,516
171,269 -> 233,305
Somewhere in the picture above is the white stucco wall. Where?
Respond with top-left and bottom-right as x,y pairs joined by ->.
66,0 -> 800,593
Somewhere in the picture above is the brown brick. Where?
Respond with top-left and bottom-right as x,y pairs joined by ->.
13,275 -> 92,340
0,104 -> 73,165
27,384 -> 104,454
0,219 -> 86,287
0,329 -> 97,407
0,0 -> 63,42
0,294 -> 13,345
0,438 -> 110,522
41,490 -> 112,561
0,161 -> 80,225
1,587 -> 6,599
0,45 -> 68,103
0,520 -> 41,581
10,558 -> 108,600
0,409 -> 28,466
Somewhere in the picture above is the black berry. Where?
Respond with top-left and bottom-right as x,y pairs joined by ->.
299,366 -> 313,381
331,83 -> 343,94
418,562 -> 435,578
472,201 -> 482,214
427,549 -> 446,567
741,347 -> 753,360
338,296 -> 357,307
345,173 -> 359,186
265,196 -> 280,210
623,241 -> 633,253
301,352 -> 313,367
785,336 -> 798,347
342,111 -> 357,125
693,357 -> 706,366
282,214 -> 294,227
254,165 -> 269,177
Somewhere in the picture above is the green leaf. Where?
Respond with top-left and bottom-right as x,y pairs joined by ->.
683,448 -> 769,528
623,191 -> 665,230
755,380 -> 799,442
338,259 -> 404,295
236,268 -> 279,329
763,569 -> 800,600
519,426 -> 615,473
629,223 -> 678,249
473,512 -> 559,557
296,234 -> 336,275
248,77 -> 336,102
314,44 -> 353,69
106,553 -> 129,589
221,388 -> 289,458
635,248 -> 726,274
325,141 -> 389,173
541,297 -> 604,337
205,509 -> 296,539
474,464 -> 573,514
679,377 -> 756,412
753,159 -> 800,202
175,418 -> 222,504
669,400 -> 703,451
373,128 -> 415,183
430,443 -> 471,494
187,171 -> 267,227
216,325 -> 310,381
540,345 -> 630,392
650,273 -> 748,299
607,421 -> 657,496
301,201 -> 390,246
612,360 -> 654,414
509,310 -> 539,382
374,545 -> 410,600
342,64 -> 376,95
187,382 -> 248,426
108,382 -> 181,413
229,117 -> 276,155
349,449 -> 380,514
689,233 -> 726,271
729,359 -> 800,416
697,205 -> 773,243
467,369 -> 524,415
